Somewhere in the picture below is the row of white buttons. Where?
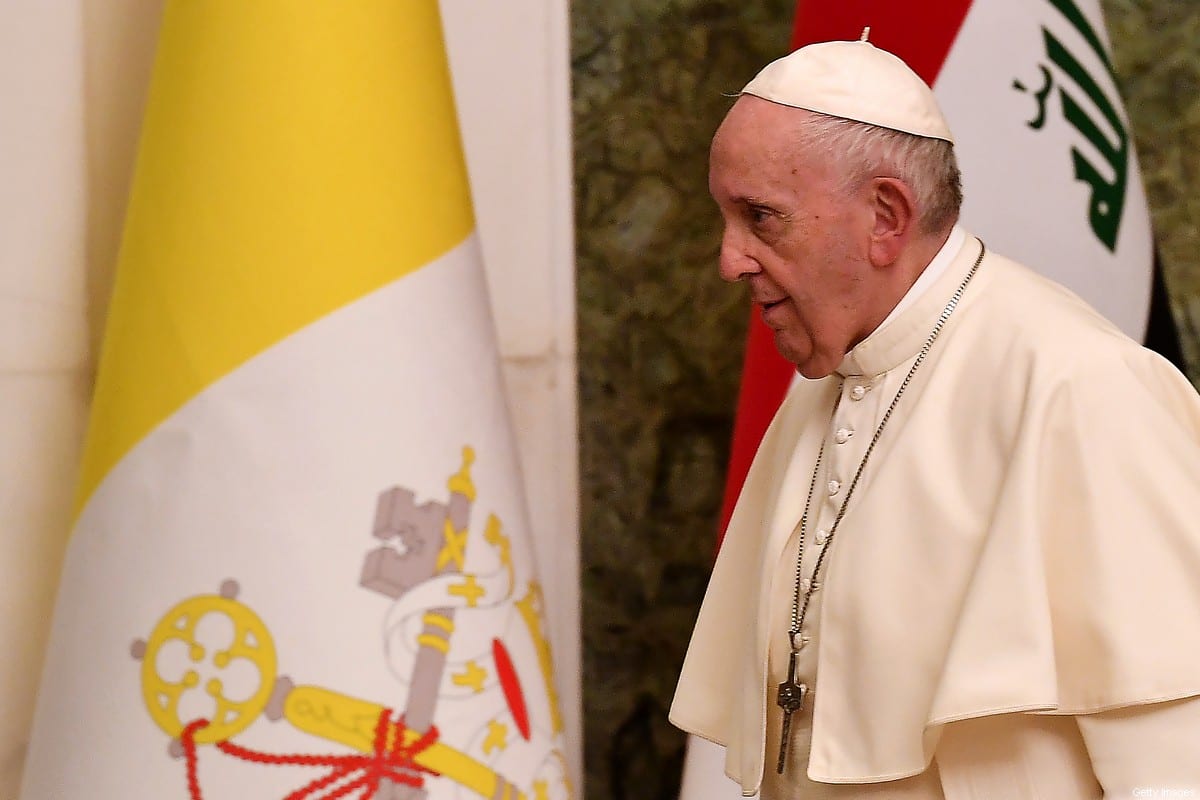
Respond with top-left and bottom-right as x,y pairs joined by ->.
794,383 -> 870,654
826,384 -> 869,501
827,431 -> 854,492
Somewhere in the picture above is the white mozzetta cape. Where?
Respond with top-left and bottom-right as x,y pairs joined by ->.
670,237 -> 1200,793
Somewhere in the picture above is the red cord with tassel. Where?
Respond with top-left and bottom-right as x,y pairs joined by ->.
179,709 -> 439,800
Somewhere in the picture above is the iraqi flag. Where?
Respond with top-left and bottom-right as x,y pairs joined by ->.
681,0 -> 1183,796
19,3 -> 571,799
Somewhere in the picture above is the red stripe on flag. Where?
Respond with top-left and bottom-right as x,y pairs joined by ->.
791,1 -> 974,83
715,2 -> 975,550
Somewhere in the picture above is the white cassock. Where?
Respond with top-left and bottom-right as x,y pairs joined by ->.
671,228 -> 1200,799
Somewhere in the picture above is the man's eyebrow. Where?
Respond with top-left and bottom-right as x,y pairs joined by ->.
732,195 -> 775,208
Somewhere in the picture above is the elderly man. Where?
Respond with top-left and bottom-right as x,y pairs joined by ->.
670,38 -> 1200,798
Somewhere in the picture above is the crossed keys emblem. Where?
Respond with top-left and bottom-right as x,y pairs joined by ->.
131,448 -> 571,800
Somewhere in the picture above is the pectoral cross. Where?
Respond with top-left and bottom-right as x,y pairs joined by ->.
775,648 -> 807,774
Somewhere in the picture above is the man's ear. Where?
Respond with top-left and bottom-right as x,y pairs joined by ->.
866,177 -> 918,267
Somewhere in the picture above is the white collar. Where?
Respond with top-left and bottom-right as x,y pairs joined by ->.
876,225 -> 966,331
836,226 -> 977,378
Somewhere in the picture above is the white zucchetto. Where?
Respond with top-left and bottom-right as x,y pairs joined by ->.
741,39 -> 954,143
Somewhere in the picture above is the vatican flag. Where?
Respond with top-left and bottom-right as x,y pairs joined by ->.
19,4 -> 570,799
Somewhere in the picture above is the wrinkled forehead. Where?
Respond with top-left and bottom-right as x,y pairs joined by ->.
709,99 -> 832,204
710,96 -> 820,171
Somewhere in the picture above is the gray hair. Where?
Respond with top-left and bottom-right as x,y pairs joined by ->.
793,113 -> 962,234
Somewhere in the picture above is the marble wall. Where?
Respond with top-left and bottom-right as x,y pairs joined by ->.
573,2 -> 1200,798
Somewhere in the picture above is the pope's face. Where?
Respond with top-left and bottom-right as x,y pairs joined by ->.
709,97 -> 875,379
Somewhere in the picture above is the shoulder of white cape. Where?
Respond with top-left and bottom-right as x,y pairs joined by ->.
671,243 -> 1200,787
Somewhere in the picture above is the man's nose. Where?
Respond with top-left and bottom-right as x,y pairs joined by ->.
718,230 -> 760,283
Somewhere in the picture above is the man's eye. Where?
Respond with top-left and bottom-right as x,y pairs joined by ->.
748,206 -> 772,224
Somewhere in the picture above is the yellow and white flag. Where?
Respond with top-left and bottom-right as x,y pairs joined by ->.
20,4 -> 570,799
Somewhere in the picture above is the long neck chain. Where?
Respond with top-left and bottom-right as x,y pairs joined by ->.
787,241 -> 986,650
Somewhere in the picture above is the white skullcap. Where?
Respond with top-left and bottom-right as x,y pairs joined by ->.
741,39 -> 954,143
